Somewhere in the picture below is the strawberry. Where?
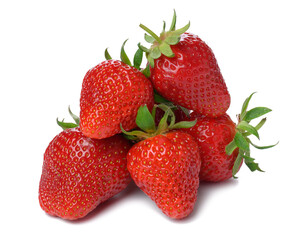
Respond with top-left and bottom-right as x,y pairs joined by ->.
122,104 -> 201,219
183,112 -> 238,182
182,93 -> 277,182
138,10 -> 230,118
80,40 -> 154,139
39,109 -> 132,220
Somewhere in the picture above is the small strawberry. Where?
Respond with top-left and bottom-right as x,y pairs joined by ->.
138,10 -> 230,118
80,40 -> 154,139
182,93 -> 278,182
39,108 -> 132,220
122,104 -> 201,219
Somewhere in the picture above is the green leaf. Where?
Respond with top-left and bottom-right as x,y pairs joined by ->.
139,24 -> 162,43
225,139 -> 238,155
159,42 -> 174,57
57,118 -> 78,130
133,48 -> 143,70
244,156 -> 264,172
241,92 -> 256,119
155,103 -> 177,128
237,121 -> 259,139
120,124 -> 149,139
144,33 -> 155,43
169,9 -> 177,31
165,35 -> 180,45
154,91 -> 169,103
68,106 -> 80,125
249,141 -> 279,150
172,21 -> 190,36
170,119 -> 197,130
104,48 -> 112,60
254,118 -> 267,131
156,109 -> 170,133
147,54 -> 155,68
157,103 -> 174,113
244,107 -> 272,122
232,149 -> 244,178
142,63 -> 151,78
137,43 -> 150,53
120,39 -> 132,66
234,132 -> 250,151
178,105 -> 190,117
122,134 -> 138,141
150,47 -> 161,59
162,21 -> 166,33
136,105 -> 156,132
151,105 -> 157,121
243,118 -> 267,137
246,162 -> 264,172
243,155 -> 255,162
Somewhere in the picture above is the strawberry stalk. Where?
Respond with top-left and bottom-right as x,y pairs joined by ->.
225,93 -> 278,178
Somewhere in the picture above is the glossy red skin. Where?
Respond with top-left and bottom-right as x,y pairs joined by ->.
80,60 -> 154,139
182,112 -> 238,182
39,127 -> 132,220
127,131 -> 201,219
150,32 -> 230,118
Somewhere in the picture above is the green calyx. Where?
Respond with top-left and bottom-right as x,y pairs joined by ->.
57,106 -> 80,130
121,103 -> 196,141
225,92 -> 278,178
153,90 -> 191,117
138,9 -> 190,68
104,39 -> 144,71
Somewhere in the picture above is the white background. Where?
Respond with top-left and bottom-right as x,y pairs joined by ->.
1,0 -> 295,239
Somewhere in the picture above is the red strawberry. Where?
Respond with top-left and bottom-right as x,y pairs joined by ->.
183,112 -> 238,182
123,104 -> 201,219
182,93 -> 277,181
139,11 -> 230,118
80,41 -> 154,139
39,110 -> 132,220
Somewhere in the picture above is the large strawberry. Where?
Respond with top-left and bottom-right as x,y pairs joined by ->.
39,109 -> 132,220
122,104 -> 201,219
182,93 -> 277,182
80,41 -> 154,139
138,11 -> 230,118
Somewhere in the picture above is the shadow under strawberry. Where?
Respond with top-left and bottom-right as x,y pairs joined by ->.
66,181 -> 140,223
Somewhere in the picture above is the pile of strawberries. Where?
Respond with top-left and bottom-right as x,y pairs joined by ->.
39,11 -> 276,220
